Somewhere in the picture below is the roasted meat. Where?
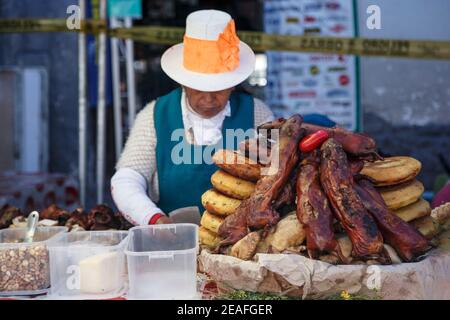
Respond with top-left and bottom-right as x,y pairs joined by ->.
217,201 -> 250,247
115,212 -> 134,230
65,208 -> 91,230
304,123 -> 379,158
273,168 -> 297,211
245,114 -> 304,230
320,139 -> 385,260
348,158 -> 365,176
355,178 -> 431,262
258,118 -> 380,159
0,205 -> 22,229
218,115 -> 305,246
88,204 -> 121,230
41,204 -> 71,225
296,151 -> 345,261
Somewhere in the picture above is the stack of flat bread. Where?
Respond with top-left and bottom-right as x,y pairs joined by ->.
361,156 -> 438,239
199,151 -> 260,249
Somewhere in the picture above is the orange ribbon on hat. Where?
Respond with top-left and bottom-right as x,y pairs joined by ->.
183,19 -> 240,74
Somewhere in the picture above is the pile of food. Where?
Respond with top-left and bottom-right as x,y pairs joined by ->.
199,115 -> 450,265
0,204 -> 133,232
0,243 -> 50,293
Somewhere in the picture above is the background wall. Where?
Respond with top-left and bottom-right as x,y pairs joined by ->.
0,0 -> 80,176
0,0 -> 107,208
356,0 -> 450,189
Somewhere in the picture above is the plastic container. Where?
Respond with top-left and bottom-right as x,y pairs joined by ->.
47,230 -> 128,299
0,226 -> 67,296
125,224 -> 198,300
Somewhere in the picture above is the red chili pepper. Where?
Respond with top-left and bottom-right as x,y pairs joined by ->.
299,130 -> 329,153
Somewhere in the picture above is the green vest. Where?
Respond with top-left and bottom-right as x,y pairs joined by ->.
154,88 -> 254,214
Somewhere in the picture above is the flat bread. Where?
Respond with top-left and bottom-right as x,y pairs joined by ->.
361,156 -> 421,187
201,189 -> 242,216
378,179 -> 424,210
200,211 -> 224,234
212,149 -> 261,182
211,170 -> 255,200
199,226 -> 221,248
393,198 -> 431,222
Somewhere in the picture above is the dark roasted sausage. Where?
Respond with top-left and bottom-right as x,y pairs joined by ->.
296,151 -> 344,261
216,201 -> 250,247
355,179 -> 431,262
257,118 -> 380,158
218,115 -> 305,246
320,139 -> 385,259
303,123 -> 379,158
274,168 -> 297,210
348,158 -> 365,176
246,115 -> 304,230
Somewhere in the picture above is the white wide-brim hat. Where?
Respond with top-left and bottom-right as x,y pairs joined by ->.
161,10 -> 256,92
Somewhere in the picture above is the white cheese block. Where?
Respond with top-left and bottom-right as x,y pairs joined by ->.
79,251 -> 123,294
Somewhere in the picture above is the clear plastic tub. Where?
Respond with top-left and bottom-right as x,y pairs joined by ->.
125,224 -> 198,300
0,226 -> 67,296
47,230 -> 128,299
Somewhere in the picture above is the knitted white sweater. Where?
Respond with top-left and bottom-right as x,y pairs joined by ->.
111,95 -> 274,225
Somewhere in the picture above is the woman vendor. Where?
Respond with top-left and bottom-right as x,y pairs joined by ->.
111,10 -> 274,225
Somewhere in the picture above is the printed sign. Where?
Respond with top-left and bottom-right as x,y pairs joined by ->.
264,0 -> 360,131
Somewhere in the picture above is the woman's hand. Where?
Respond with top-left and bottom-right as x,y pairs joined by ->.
155,215 -> 173,224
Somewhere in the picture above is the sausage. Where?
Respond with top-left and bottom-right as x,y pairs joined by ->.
216,202 -> 250,247
257,118 -> 380,158
320,139 -> 385,259
218,115 -> 305,246
296,151 -> 345,261
348,158 -> 365,176
355,178 -> 431,262
246,115 -> 305,230
274,168 -> 297,210
303,123 -> 379,159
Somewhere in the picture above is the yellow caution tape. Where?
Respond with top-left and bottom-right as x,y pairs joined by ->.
1,19 -> 450,60
0,19 -> 67,33
112,26 -> 450,61
110,26 -> 184,45
0,19 -> 106,33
